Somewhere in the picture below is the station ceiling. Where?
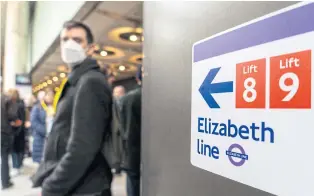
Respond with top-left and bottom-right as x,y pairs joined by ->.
32,1 -> 143,93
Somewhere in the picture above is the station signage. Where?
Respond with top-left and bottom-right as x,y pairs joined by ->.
190,2 -> 314,195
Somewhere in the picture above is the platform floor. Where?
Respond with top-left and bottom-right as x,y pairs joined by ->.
1,158 -> 127,196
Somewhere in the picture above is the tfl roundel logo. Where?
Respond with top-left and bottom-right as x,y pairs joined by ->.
226,144 -> 248,167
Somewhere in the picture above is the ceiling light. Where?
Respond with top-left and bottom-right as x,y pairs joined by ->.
43,82 -> 48,87
47,80 -> 52,84
129,34 -> 138,42
119,65 -> 126,71
60,73 -> 66,78
100,51 -> 108,57
53,76 -> 58,82
55,87 -> 60,92
135,27 -> 143,33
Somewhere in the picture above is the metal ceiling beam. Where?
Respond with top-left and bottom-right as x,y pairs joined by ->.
98,41 -> 142,53
95,9 -> 142,27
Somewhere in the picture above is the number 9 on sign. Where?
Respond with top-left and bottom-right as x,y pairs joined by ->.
270,49 -> 311,109
279,72 -> 299,102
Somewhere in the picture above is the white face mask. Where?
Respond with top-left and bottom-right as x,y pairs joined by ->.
61,39 -> 87,67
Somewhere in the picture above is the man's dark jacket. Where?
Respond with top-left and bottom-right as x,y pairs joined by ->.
10,100 -> 26,153
32,58 -> 113,196
1,95 -> 13,135
120,87 -> 141,172
1,95 -> 15,148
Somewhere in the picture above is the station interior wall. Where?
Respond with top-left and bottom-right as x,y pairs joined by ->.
142,1 -> 296,196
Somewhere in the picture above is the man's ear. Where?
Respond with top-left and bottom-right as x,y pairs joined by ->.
86,43 -> 96,56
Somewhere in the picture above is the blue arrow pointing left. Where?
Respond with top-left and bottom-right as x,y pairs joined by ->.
199,67 -> 233,108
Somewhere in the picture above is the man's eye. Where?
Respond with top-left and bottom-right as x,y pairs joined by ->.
62,37 -> 69,42
73,38 -> 83,44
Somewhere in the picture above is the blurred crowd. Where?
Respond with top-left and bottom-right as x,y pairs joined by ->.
1,88 -> 55,187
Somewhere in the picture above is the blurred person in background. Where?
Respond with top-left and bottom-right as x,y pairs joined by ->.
113,86 -> 125,106
24,94 -> 36,158
1,93 -> 18,189
44,89 -> 55,138
111,86 -> 126,174
107,74 -> 115,86
36,90 -> 45,104
6,89 -> 26,176
120,65 -> 142,196
31,89 -> 54,164
31,21 -> 113,196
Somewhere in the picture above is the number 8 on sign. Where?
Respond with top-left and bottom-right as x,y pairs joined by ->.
270,50 -> 311,109
236,58 -> 266,108
279,72 -> 299,102
243,77 -> 257,103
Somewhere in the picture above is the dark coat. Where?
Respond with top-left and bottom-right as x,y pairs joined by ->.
31,58 -> 113,196
120,87 -> 142,172
1,95 -> 15,150
30,103 -> 46,163
111,99 -> 123,170
1,95 -> 14,135
9,100 -> 26,153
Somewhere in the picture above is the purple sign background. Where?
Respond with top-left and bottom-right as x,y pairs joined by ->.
193,3 -> 314,63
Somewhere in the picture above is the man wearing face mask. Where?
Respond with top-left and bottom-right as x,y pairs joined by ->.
31,21 -> 113,196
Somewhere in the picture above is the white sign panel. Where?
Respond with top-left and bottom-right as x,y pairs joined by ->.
191,2 -> 314,196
